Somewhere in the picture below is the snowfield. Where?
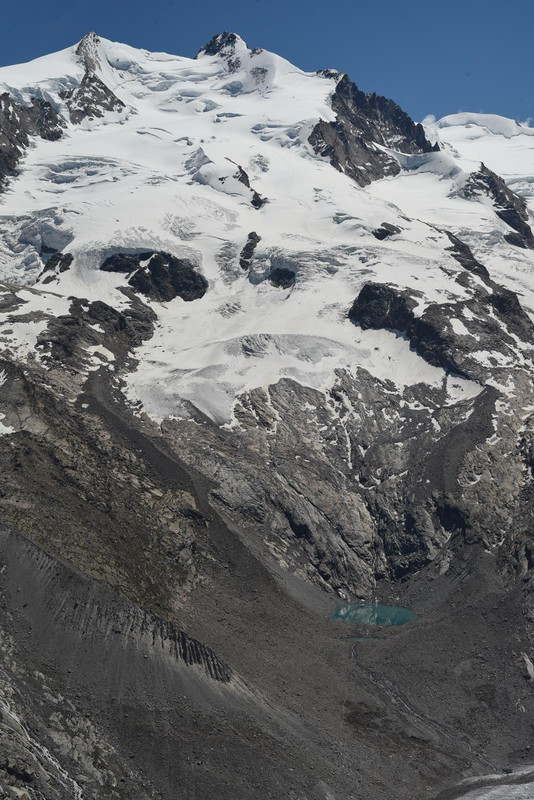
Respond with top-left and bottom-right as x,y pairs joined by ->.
0,32 -> 532,423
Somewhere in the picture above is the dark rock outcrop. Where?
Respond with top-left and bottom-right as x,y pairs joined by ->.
41,251 -> 74,283
61,72 -> 125,124
444,231 -> 489,278
60,32 -> 125,124
489,285 -> 534,343
36,294 -> 157,363
460,164 -> 534,249
101,251 -> 208,303
348,282 -> 417,331
199,31 -> 241,58
309,73 -> 439,187
222,162 -> 266,208
270,267 -> 296,288
101,251 -> 153,273
349,280 -> 534,380
0,93 -> 64,189
239,232 -> 261,270
197,32 -> 249,74
372,222 -> 402,241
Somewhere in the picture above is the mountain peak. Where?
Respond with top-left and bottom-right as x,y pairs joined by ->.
197,31 -> 248,58
75,31 -> 105,73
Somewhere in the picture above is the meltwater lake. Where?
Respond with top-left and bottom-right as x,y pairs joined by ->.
332,603 -> 418,626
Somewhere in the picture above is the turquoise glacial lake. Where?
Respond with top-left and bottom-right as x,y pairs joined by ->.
332,603 -> 417,626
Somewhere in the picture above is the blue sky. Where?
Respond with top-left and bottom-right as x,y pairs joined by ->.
2,0 -> 533,123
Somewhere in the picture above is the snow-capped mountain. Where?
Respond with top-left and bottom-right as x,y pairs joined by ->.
0,31 -> 533,800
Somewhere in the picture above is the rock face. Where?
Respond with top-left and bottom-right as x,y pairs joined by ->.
199,31 -> 242,60
40,251 -> 74,283
443,231 -> 490,277
61,72 -> 125,124
60,32 -> 125,123
101,252 -> 208,302
372,222 -> 402,240
270,266 -> 296,288
239,231 -> 261,270
460,163 -> 534,248
0,93 -> 64,188
348,282 -> 417,331
309,73 -> 439,186
349,279 -> 534,379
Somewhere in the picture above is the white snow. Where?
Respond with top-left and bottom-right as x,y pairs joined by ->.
0,33 -> 529,422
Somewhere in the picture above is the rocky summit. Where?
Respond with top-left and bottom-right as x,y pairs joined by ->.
0,30 -> 533,800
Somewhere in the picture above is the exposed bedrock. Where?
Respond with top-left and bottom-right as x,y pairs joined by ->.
443,231 -> 490,278
239,231 -> 261,270
0,268 -> 533,798
372,222 -> 402,240
460,163 -> 534,249
35,293 -> 156,364
309,73 -> 439,187
222,162 -> 266,208
198,31 -> 245,72
60,71 -> 125,124
59,32 -> 125,124
348,280 -> 534,380
270,266 -> 296,288
0,93 -> 64,189
40,251 -> 74,283
100,251 -> 208,302
348,282 -> 417,332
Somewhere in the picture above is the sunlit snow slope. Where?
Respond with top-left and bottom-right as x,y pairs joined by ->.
0,32 -> 532,423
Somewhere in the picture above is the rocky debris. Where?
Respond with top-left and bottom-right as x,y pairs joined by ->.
239,232 -> 261,270
516,653 -> 534,680
309,73 -> 439,187
270,267 -> 296,288
59,32 -> 125,124
444,231 -> 489,278
2,757 -> 36,784
100,251 -> 208,303
460,164 -> 534,249
372,223 -> 401,240
0,93 -> 64,189
1,266 -> 534,798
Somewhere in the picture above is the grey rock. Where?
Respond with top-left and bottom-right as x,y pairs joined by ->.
239,231 -> 261,270
100,251 -> 208,303
60,32 -> 125,124
460,163 -> 534,249
372,223 -> 402,240
309,73 -> 439,187
0,93 -> 64,190
516,653 -> 534,680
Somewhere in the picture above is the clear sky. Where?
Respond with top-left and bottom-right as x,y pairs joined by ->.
2,0 -> 533,123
